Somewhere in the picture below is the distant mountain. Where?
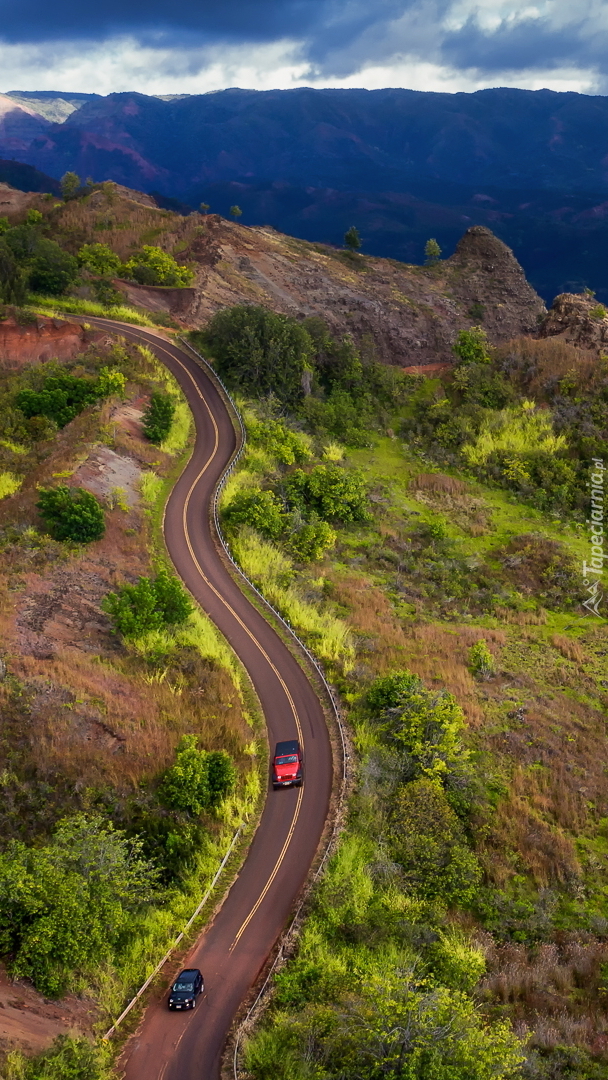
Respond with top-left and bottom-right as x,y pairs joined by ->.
5,90 -> 100,124
4,86 -> 608,301
0,158 -> 60,194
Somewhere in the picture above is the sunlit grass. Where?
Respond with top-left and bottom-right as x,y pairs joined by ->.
29,294 -> 155,326
0,472 -> 23,499
161,400 -> 192,455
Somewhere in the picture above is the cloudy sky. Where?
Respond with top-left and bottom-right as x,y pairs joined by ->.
0,0 -> 605,98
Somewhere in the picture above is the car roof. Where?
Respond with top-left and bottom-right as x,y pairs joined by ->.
177,968 -> 200,978
275,740 -> 300,755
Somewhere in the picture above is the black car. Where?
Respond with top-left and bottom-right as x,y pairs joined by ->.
168,968 -> 204,1010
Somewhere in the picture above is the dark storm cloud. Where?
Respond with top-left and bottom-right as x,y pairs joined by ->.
0,0 -> 321,44
441,15 -> 602,75
0,0 -> 603,81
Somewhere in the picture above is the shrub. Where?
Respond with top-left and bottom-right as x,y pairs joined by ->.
366,670 -> 422,713
0,239 -> 27,305
36,485 -> 105,543
28,238 -> 79,296
389,779 -> 482,906
15,371 -> 113,428
77,242 -> 122,276
429,930 -> 486,991
0,816 -> 156,996
469,639 -> 495,679
124,245 -> 194,286
223,488 -> 285,540
248,417 -> 311,466
197,305 -> 314,407
160,736 -> 235,815
286,516 -> 336,561
4,1035 -> 112,1080
142,390 -> 175,443
453,326 -> 491,365
283,464 -> 370,524
102,571 -> 192,638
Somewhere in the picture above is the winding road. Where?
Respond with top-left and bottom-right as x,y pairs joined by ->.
91,321 -> 333,1080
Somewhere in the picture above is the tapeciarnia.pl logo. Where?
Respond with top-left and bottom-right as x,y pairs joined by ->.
582,458 -> 605,617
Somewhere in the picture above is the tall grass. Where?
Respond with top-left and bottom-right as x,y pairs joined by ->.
139,470 -> 164,505
161,400 -> 191,454
0,471 -> 22,499
30,294 -> 156,327
232,527 -> 354,670
463,401 -> 567,466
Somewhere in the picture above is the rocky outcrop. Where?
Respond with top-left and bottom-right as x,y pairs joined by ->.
444,226 -> 546,340
113,279 -> 197,318
0,316 -> 91,368
539,292 -> 608,352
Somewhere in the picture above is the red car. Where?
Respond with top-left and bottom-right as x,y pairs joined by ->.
272,740 -> 304,789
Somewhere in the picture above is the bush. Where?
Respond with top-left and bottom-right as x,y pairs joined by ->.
77,242 -> 122,276
389,779 -> 482,906
142,391 -> 175,443
124,245 -> 194,286
0,239 -> 27,305
102,571 -> 192,638
286,515 -> 336,561
223,488 -> 285,540
5,1035 -> 112,1080
36,486 -> 105,543
0,816 -> 157,996
15,372 -> 106,428
283,464 -> 370,524
28,238 -> 79,296
453,326 -> 491,365
198,305 -> 314,407
248,417 -> 311,465
469,639 -> 495,679
160,736 -> 235,815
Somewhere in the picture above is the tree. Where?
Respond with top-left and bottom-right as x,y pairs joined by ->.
229,205 -> 243,220
28,238 -> 79,295
283,464 -> 371,524
36,485 -> 105,543
199,202 -> 210,214
102,571 -> 192,638
25,208 -> 43,226
223,489 -> 286,540
142,390 -> 175,443
16,372 -> 107,427
0,815 -> 156,996
124,246 -> 194,286
160,736 -> 235,815
78,242 -> 122,276
60,171 -> 81,200
287,515 -> 336,561
200,305 -> 314,407
425,237 -> 442,264
0,239 -> 27,305
453,326 -> 491,365
389,779 -> 482,906
344,226 -> 361,252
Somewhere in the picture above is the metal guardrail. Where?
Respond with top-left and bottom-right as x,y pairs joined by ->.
175,339 -> 350,1080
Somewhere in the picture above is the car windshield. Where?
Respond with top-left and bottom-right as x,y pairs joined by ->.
174,982 -> 194,991
277,755 -> 297,764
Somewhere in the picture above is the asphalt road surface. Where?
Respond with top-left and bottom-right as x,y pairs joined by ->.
91,322 -> 333,1080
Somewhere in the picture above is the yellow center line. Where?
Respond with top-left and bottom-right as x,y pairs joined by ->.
108,324 -> 306,954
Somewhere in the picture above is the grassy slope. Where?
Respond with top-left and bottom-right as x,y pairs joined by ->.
222,411 -> 608,1077
0,335 -> 261,1062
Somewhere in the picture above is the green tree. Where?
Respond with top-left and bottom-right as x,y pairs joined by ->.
247,417 -> 311,466
16,372 -> 104,427
344,226 -> 361,252
230,205 -> 243,220
60,172 -> 81,200
36,486 -> 105,543
0,816 -> 156,996
77,242 -> 122,276
200,202 -> 210,214
124,246 -> 194,286
25,208 -> 43,226
223,489 -> 286,540
0,239 -> 27,305
28,238 -> 79,296
453,326 -> 491,365
469,639 -> 495,679
0,215 -> 9,235
287,515 -> 337,561
96,366 -> 126,397
160,736 -> 235,815
199,305 -> 314,406
142,390 -> 175,443
389,779 -> 482,906
102,571 -> 192,638
425,237 -> 442,264
284,464 -> 370,524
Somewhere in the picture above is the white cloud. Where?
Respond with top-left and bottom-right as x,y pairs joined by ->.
0,34 -> 601,99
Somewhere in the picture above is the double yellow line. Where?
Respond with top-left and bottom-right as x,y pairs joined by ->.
120,327 -> 305,953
